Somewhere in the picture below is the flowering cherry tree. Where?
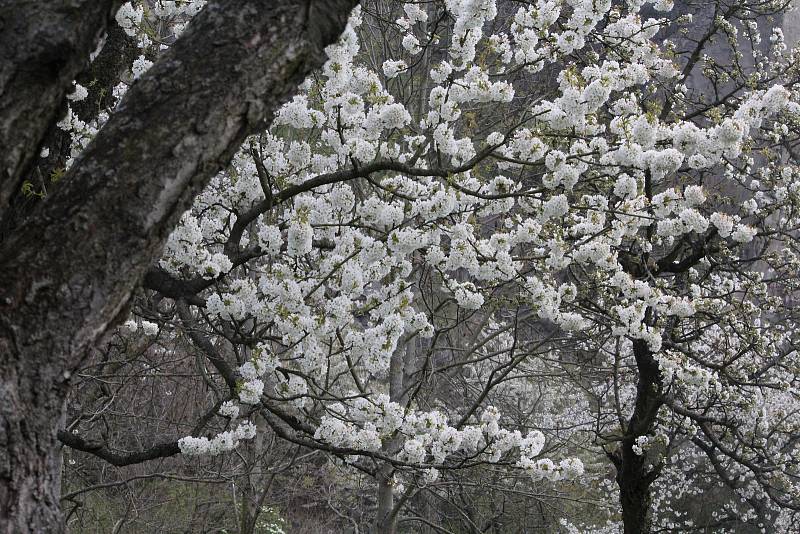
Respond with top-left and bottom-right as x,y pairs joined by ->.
28,0 -> 800,532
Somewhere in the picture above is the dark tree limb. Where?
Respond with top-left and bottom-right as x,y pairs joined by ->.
0,0 -> 123,217
57,396 -> 225,467
656,228 -> 718,274
615,339 -> 664,534
57,431 -> 180,467
143,267 -> 212,306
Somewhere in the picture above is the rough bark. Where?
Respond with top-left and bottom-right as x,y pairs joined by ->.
0,0 -> 123,217
617,442 -> 655,534
1,20 -> 140,241
0,1 -> 357,532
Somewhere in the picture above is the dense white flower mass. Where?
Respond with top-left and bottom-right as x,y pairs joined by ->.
80,0 -> 800,530
131,55 -> 153,80
382,59 -> 407,79
178,421 -> 256,456
115,2 -> 143,36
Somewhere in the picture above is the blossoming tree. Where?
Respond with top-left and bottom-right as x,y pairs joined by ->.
24,0 -> 800,532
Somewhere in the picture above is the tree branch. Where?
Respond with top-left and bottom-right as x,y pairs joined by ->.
0,0 -> 122,217
57,431 -> 180,467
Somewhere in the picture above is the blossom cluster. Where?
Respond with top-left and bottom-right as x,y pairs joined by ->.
98,0 -> 800,520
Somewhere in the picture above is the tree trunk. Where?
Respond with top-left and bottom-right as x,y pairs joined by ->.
373,339 -> 412,533
375,463 -> 398,534
612,339 -> 663,534
617,441 -> 654,534
0,365 -> 68,533
0,1 -> 356,531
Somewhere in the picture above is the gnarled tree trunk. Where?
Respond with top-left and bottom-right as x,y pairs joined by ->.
0,1 -> 357,531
